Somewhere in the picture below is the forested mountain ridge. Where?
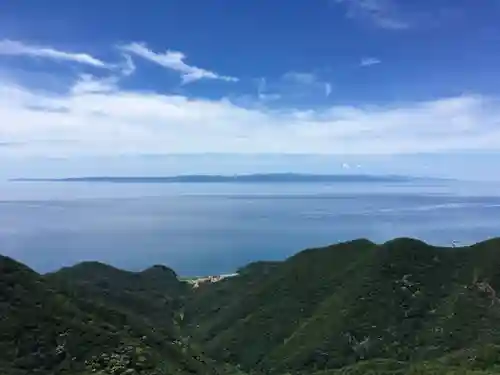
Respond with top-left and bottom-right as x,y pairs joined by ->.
0,255 -> 221,375
45,261 -> 189,339
184,237 -> 500,374
2,237 -> 500,374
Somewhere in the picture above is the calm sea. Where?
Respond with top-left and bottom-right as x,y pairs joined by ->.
1,179 -> 500,276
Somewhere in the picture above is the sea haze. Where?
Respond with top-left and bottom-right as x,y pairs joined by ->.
1,174 -> 500,276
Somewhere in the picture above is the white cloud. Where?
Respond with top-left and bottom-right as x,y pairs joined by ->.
71,74 -> 118,95
119,42 -> 238,84
342,162 -> 361,169
120,54 -> 136,76
360,57 -> 381,67
283,72 -> 318,85
1,76 -> 500,158
335,0 -> 410,30
283,71 -> 332,98
257,78 -> 281,101
257,77 -> 267,99
0,39 -> 108,67
325,83 -> 332,97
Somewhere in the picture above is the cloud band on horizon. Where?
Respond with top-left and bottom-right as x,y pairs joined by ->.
1,39 -> 499,160
0,75 -> 499,158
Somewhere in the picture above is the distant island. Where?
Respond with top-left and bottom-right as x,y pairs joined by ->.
12,173 -> 426,184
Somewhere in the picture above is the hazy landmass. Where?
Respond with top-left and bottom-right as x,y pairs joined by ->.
11,173 -> 428,184
3,237 -> 500,374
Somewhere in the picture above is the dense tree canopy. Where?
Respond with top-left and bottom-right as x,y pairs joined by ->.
2,237 -> 500,374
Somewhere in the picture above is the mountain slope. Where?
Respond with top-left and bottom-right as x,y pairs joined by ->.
4,237 -> 500,374
46,262 -> 189,339
0,255 -> 219,375
184,238 -> 500,374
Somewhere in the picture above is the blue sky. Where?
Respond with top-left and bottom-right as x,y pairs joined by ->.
1,0 -> 500,179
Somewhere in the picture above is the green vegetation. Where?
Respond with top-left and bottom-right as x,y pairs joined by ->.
46,261 -> 189,338
184,238 -> 500,374
3,237 -> 500,374
0,255 -> 219,375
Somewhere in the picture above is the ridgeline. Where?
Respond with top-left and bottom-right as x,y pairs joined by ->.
2,237 -> 500,374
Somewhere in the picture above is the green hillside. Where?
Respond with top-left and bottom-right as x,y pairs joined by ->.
0,255 -> 219,375
46,261 -> 189,339
3,237 -> 500,374
184,238 -> 500,374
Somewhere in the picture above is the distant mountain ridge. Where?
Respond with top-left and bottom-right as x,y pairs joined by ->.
12,173 -> 427,183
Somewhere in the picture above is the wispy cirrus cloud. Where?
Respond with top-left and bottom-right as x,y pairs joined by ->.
257,78 -> 281,101
119,42 -> 238,84
0,39 -> 108,67
360,57 -> 381,67
283,71 -> 332,97
120,54 -> 136,76
335,0 -> 410,30
325,83 -> 332,97
0,39 -> 138,80
256,72 -> 332,101
283,72 -> 318,85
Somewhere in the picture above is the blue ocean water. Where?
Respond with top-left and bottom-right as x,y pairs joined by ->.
1,179 -> 500,276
